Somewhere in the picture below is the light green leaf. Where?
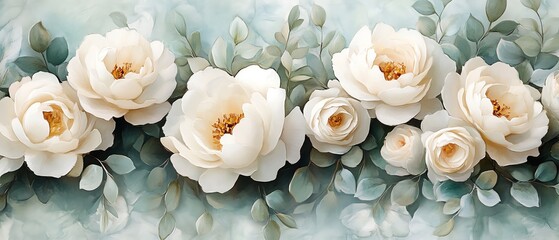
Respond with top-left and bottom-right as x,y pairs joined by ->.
287,6 -> 300,30
507,165 -> 534,181
422,179 -> 435,200
104,155 -> 135,175
173,12 -> 187,37
310,149 -> 337,167
291,47 -> 308,59
14,56 -> 48,73
466,15 -> 485,42
534,53 -> 559,69
289,84 -> 305,106
164,180 -> 181,211
485,0 -> 506,22
134,193 -> 163,212
266,45 -> 281,57
29,22 -> 50,53
477,188 -> 500,207
140,138 -> 169,167
434,181 -> 471,202
442,198 -> 460,215
230,16 -> 249,45
496,39 -> 525,65
79,165 -> 103,191
251,199 -> 269,222
0,195 -> 5,212
510,182 -> 539,207
266,190 -> 291,213
281,52 -> 292,72
458,194 -> 475,218
289,167 -> 313,203
355,178 -> 386,201
490,20 -> 518,35
311,4 -> 326,27
433,218 -> 454,237
196,212 -> 213,235
341,146 -> 363,168
521,0 -> 541,11
475,170 -> 497,190
515,35 -> 541,57
263,220 -> 280,240
417,16 -> 436,37
276,213 -> 297,228
158,213 -> 176,240
46,37 -> 68,65
441,0 -> 452,7
412,0 -> 436,15
109,12 -> 128,28
9,179 -> 33,201
441,43 -> 461,66
103,175 -> 118,204
334,169 -> 356,194
534,161 -> 557,182
391,179 -> 419,206
147,167 -> 167,191
211,37 -> 228,70
542,37 -> 559,52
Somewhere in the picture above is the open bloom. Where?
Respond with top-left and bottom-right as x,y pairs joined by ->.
381,124 -> 425,176
161,65 -> 305,193
332,23 -> 455,126
442,57 -> 548,166
421,110 -> 485,182
67,28 -> 177,125
542,71 -> 559,138
0,72 -> 115,177
303,80 -> 370,154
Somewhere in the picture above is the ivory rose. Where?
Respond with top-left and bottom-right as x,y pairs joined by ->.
381,124 -> 425,176
303,80 -> 370,154
160,65 -> 305,193
67,28 -> 177,125
332,23 -> 455,126
542,71 -> 559,138
0,72 -> 115,177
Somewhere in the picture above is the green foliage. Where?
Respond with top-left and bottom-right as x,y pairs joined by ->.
158,213 -> 176,239
29,22 -> 50,53
391,179 -> 419,206
251,198 -> 270,222
510,182 -> 539,207
289,167 -> 313,203
412,0 -> 436,15
196,212 -> 213,235
46,37 -> 68,65
109,12 -> 128,28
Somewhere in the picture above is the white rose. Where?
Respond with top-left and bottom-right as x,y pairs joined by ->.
160,65 -> 305,193
332,23 -> 455,126
303,80 -> 370,154
421,110 -> 485,182
542,71 -> 559,138
381,124 -> 425,176
442,57 -> 548,166
0,72 -> 115,177
67,28 -> 177,125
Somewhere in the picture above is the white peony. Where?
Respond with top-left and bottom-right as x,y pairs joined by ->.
542,71 -> 559,138
332,23 -> 455,126
67,28 -> 177,125
160,65 -> 305,193
421,110 -> 485,182
303,80 -> 370,154
381,124 -> 425,176
442,57 -> 548,166
0,72 -> 115,177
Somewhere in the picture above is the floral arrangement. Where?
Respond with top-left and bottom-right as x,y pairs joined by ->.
2,0 -> 559,239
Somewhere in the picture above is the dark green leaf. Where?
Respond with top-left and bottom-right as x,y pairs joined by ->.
534,161 -> 557,182
265,190 -> 291,213
140,138 -> 170,167
466,15 -> 485,42
485,0 -> 507,22
14,56 -> 48,73
490,20 -> 518,35
46,37 -> 68,65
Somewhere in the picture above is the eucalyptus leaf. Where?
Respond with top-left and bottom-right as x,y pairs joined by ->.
442,198 -> 460,215
29,22 -> 50,53
134,192 -> 163,212
9,179 -> 33,201
281,52 -> 293,72
534,161 -> 557,182
289,166 -> 313,203
485,0 -> 506,22
466,15 -> 485,42
14,56 -> 48,73
417,16 -> 437,37
496,39 -> 525,65
0,195 -> 5,212
109,12 -> 128,28
490,20 -> 518,35
422,179 -> 435,200
266,190 -> 291,213
441,0 -> 452,7
251,198 -> 270,222
458,194 -> 475,218
341,146 -> 363,168
316,191 -> 338,225
263,220 -> 281,240
276,213 -> 297,228
164,180 -> 181,211
287,6 -> 301,30
542,37 -> 559,52
173,12 -> 187,37
230,17 -> 249,45
103,175 -> 119,204
434,181 -> 471,202
433,218 -> 454,237
140,138 -> 169,167
289,84 -> 305,106
412,0 -> 436,15
80,164 -> 104,191
441,43 -> 461,67
355,178 -> 386,201
507,165 -> 534,181
534,53 -> 559,70
158,213 -> 176,240
46,37 -> 68,65
211,37 -> 228,70
334,169 -> 356,194
32,179 -> 54,204
196,212 -> 213,235
391,179 -> 419,206
310,149 -> 337,167
475,170 -> 497,190
476,188 -> 500,207
520,0 -> 541,11
311,4 -> 326,27
104,155 -> 135,175
515,35 -> 541,57
147,167 -> 167,191
510,182 -> 539,207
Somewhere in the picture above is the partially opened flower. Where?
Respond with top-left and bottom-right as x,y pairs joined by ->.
67,28 -> 177,125
542,71 -> 559,138
161,65 -> 305,193
381,124 -> 425,176
0,72 -> 115,177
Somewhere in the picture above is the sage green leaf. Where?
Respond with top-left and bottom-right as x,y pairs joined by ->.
9,179 -> 33,201
230,17 -> 249,45
477,188 -> 500,207
310,149 -> 337,167
142,124 -> 160,138
534,161 -> 557,182
520,0 -> 541,11
485,0 -> 506,22
355,178 -> 386,201
341,146 -> 363,168
289,167 -> 313,203
496,39 -> 525,65
105,155 -> 135,175
158,213 -> 176,240
109,12 -> 128,28
534,53 -> 559,69
507,165 -> 534,181
510,182 -> 539,207
515,35 -> 541,57
14,56 -> 48,73
490,20 -> 518,35
32,179 -> 53,204
391,179 -> 419,206
251,199 -> 270,222
173,12 -> 187,37
79,164 -> 103,191
164,180 -> 181,211
441,43 -> 461,66
543,37 -> 559,52
147,167 -> 167,191
552,142 -> 559,160
288,6 -> 300,29
417,16 -> 436,37
266,190 -> 291,213
0,195 -> 5,212
334,169 -> 356,194
103,175 -> 118,204
422,179 -> 435,200
311,4 -> 326,27
266,45 -> 281,57
455,35 -> 472,61
441,0 -> 452,7
434,181 -> 471,202
475,170 -> 497,190
196,212 -> 213,235
458,194 -> 475,218
442,198 -> 460,215
134,192 -> 163,212
29,22 -> 50,53
140,138 -> 169,167
263,220 -> 280,240
412,0 -> 436,15
46,37 -> 68,65
316,191 -> 338,225
211,37 -> 228,69
276,213 -> 297,228
281,52 -> 292,72
466,15 -> 485,42
433,218 -> 454,237
289,84 -> 305,106
369,149 -> 387,170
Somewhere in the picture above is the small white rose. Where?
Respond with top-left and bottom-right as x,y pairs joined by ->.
67,28 -> 177,125
421,110 -> 485,182
303,80 -> 370,154
160,65 -> 305,193
442,57 -> 548,166
542,71 -> 559,139
0,72 -> 115,178
332,23 -> 455,126
381,124 -> 425,176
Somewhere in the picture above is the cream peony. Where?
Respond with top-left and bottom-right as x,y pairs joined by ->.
442,57 -> 548,166
381,124 -> 425,176
67,28 -> 177,125
332,23 -> 455,126
542,71 -> 559,138
303,80 -> 370,154
421,110 -> 485,182
160,65 -> 305,193
0,72 -> 115,177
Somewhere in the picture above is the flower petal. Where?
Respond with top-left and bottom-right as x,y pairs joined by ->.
124,102 -> 171,125
25,151 -> 78,178
198,168 -> 239,193
251,140 -> 287,182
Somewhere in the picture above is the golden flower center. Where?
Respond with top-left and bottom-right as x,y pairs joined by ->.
379,61 -> 406,80
490,99 -> 511,119
211,113 -> 244,148
111,62 -> 133,79
441,143 -> 457,159
42,105 -> 66,138
328,113 -> 344,128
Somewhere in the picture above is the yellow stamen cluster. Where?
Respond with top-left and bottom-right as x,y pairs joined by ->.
328,113 -> 344,128
212,113 -> 245,148
111,62 -> 133,79
42,105 -> 66,138
441,143 -> 457,158
491,99 -> 511,119
379,61 -> 406,80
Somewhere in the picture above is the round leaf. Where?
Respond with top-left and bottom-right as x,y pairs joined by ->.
46,37 -> 68,65
158,213 -> 176,240
490,20 -> 518,35
276,213 -> 297,228
510,182 -> 539,207
485,0 -> 506,22
29,22 -> 50,53
496,39 -> 525,65
288,167 -> 313,203
251,199 -> 270,222
109,12 -> 128,28
476,188 -> 501,207
391,179 -> 419,206
412,0 -> 435,15
354,178 -> 386,201
79,165 -> 103,191
515,35 -> 541,57
310,149 -> 337,167
466,15 -> 485,42
458,194 -> 475,218
263,220 -> 280,240
196,212 -> 213,235
341,146 -> 363,168
311,4 -> 326,27
104,155 -> 136,175
103,175 -> 119,204
229,17 -> 249,45
334,169 -> 356,195
443,198 -> 460,215
534,161 -> 557,182
475,170 -> 497,190
417,16 -> 436,37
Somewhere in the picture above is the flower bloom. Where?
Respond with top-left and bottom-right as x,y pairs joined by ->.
442,57 -> 548,166
381,124 -> 425,176
161,65 -> 305,193
542,71 -> 559,138
0,72 -> 115,177
332,23 -> 455,126
67,28 -> 177,125
421,110 -> 485,182
303,80 -> 370,154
